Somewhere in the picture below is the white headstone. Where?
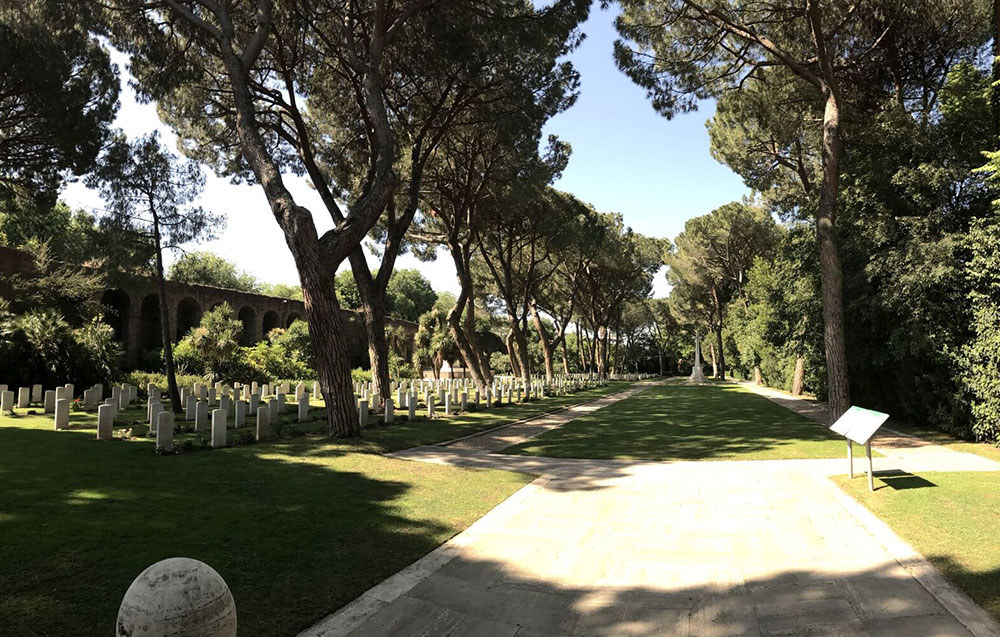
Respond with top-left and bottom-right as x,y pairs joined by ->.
297,395 -> 309,422
16,387 -> 29,409
358,400 -> 368,428
97,404 -> 114,440
185,395 -> 197,421
235,401 -> 247,428
256,406 -> 270,441
0,390 -> 14,413
195,401 -> 208,433
54,398 -> 69,430
384,398 -> 394,424
156,411 -> 174,452
268,398 -> 278,424
427,395 -> 435,418
149,402 -> 164,436
249,393 -> 260,416
31,384 -> 42,403
211,409 -> 227,448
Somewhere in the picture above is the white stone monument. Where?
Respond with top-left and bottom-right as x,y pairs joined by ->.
689,335 -> 706,383
116,557 -> 236,637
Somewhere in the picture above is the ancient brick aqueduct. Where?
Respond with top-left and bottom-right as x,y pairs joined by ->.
0,245 -> 416,368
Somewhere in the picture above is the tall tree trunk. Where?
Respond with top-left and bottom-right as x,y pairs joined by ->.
464,296 -> 493,384
359,294 -> 390,410
597,325 -> 609,379
792,355 -> 805,396
711,285 -> 726,380
529,303 -> 556,381
300,269 -> 359,437
816,89 -> 850,422
510,318 -> 532,386
709,340 -> 718,378
506,330 -> 521,377
447,244 -> 491,388
152,216 -> 181,414
658,346 -> 665,376
561,338 -> 571,375
447,284 -> 488,392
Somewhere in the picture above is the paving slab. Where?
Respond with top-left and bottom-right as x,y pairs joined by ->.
301,381 -> 999,637
302,456 -> 997,636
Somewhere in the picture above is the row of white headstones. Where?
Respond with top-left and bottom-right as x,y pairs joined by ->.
0,372 -> 651,453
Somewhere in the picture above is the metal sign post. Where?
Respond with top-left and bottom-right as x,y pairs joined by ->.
829,406 -> 890,491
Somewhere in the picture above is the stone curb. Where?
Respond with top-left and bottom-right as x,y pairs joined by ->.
822,476 -> 1000,637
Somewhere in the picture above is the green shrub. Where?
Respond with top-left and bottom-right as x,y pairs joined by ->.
0,303 -> 119,389
351,368 -> 372,383
126,371 -> 206,397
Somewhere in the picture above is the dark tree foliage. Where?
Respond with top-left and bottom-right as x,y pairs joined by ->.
0,1 -> 118,196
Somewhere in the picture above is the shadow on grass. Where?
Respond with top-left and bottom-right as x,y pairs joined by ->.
872,469 -> 937,491
0,424 -> 529,636
503,383 -> 849,461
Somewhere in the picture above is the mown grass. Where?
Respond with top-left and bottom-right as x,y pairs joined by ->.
0,413 -> 532,634
0,381 -> 631,634
504,381 -> 863,461
835,471 -> 1000,621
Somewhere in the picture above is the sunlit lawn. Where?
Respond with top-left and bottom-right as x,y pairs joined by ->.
504,381 -> 862,461
835,471 -> 1000,621
0,381 -> 630,634
0,410 -> 533,634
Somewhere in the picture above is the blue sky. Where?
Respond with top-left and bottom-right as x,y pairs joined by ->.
62,5 -> 747,297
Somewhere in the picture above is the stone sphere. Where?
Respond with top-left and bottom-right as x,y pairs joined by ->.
116,557 -> 237,637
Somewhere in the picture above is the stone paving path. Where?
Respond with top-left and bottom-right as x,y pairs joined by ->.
740,381 -> 1000,474
302,381 -> 1000,637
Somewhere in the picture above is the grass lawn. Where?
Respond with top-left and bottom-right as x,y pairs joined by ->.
834,471 -> 1000,621
360,381 -> 632,452
503,381 -> 863,461
0,411 -> 533,635
0,381 -> 630,634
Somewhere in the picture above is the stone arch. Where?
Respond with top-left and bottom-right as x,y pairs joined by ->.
176,297 -> 202,341
238,306 -> 257,346
286,312 -> 301,327
262,310 -> 281,338
101,289 -> 130,343
140,294 -> 162,351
